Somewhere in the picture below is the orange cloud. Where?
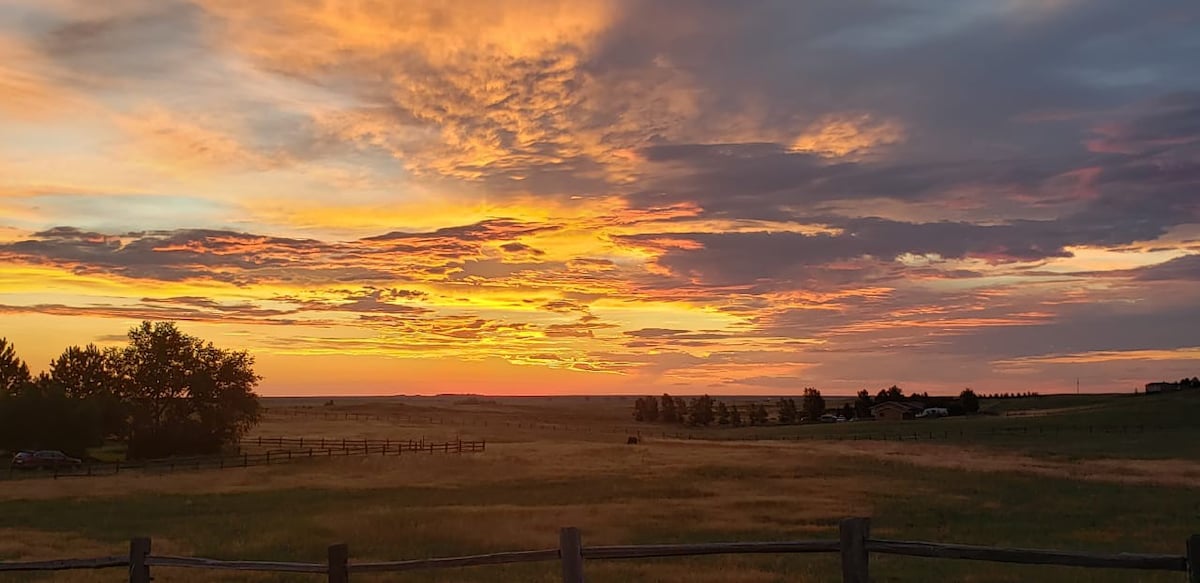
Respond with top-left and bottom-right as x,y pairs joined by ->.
790,113 -> 905,158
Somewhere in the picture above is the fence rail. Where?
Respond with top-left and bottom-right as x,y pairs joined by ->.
263,406 -> 636,436
4,438 -> 485,482
2,518 -> 1195,582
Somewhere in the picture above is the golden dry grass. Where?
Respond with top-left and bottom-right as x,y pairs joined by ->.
814,440 -> 1200,487
2,403 -> 1197,583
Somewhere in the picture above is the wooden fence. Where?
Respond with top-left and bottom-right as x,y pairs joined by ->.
264,406 -> 636,435
4,439 -> 485,481
2,518 -> 1195,582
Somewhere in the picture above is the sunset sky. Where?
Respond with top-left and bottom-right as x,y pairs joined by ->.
1,1 -> 1198,396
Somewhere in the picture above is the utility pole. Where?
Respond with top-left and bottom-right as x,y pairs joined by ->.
1076,378 -> 1080,394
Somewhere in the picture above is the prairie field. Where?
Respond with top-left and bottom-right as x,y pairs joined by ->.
1,391 -> 1198,582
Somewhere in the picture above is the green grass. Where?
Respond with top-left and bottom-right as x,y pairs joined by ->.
660,390 -> 1200,460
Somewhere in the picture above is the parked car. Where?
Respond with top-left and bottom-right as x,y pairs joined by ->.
819,414 -> 846,423
10,450 -> 82,470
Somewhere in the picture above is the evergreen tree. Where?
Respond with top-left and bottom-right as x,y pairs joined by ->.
730,404 -> 743,426
0,338 -> 32,396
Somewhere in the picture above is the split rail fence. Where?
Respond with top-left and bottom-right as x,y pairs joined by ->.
1,518 -> 1196,582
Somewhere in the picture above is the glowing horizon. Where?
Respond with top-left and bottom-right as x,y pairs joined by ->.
1,1 -> 1198,396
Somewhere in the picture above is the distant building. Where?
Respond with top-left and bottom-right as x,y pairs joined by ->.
870,401 -> 925,421
1144,382 -> 1181,394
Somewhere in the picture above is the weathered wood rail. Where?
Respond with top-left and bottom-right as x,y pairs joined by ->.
2,518 -> 1196,581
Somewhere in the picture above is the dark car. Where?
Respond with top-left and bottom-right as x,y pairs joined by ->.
10,450 -> 83,470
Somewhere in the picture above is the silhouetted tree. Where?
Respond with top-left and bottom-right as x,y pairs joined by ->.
674,397 -> 688,423
46,344 -> 127,438
114,322 -> 261,459
688,395 -> 715,426
644,395 -> 659,421
717,401 -> 730,425
776,398 -> 799,424
633,397 -> 649,422
853,389 -> 873,418
748,403 -> 769,425
840,403 -> 853,419
0,338 -> 31,396
730,404 -> 743,427
660,393 -> 678,423
959,388 -> 980,414
0,382 -> 103,455
802,388 -> 825,420
876,385 -> 904,403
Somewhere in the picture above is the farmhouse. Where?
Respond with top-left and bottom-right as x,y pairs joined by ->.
1144,382 -> 1180,394
870,401 -> 925,421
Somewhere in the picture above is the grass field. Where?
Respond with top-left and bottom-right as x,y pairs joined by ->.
1,391 -> 1197,582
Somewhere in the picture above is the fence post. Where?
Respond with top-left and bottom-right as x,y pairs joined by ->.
559,527 -> 584,583
839,517 -> 870,583
328,543 -> 349,583
128,537 -> 151,583
1187,534 -> 1199,583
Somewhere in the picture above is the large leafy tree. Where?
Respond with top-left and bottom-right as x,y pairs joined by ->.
0,338 -> 32,395
48,344 -> 118,398
115,322 -> 261,458
46,344 -> 127,438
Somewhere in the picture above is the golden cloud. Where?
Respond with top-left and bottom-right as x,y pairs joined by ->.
790,113 -> 905,158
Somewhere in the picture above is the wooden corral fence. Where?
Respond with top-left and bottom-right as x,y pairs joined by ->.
2,518 -> 1196,582
265,406 -> 636,435
3,439 -> 485,481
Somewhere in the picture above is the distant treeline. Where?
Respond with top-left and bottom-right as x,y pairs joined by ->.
633,386 -> 982,426
0,322 -> 260,459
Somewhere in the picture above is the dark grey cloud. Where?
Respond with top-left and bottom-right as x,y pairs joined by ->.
0,222 -> 560,285
616,214 -> 1172,289
1134,254 -> 1200,281
926,301 -> 1200,361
